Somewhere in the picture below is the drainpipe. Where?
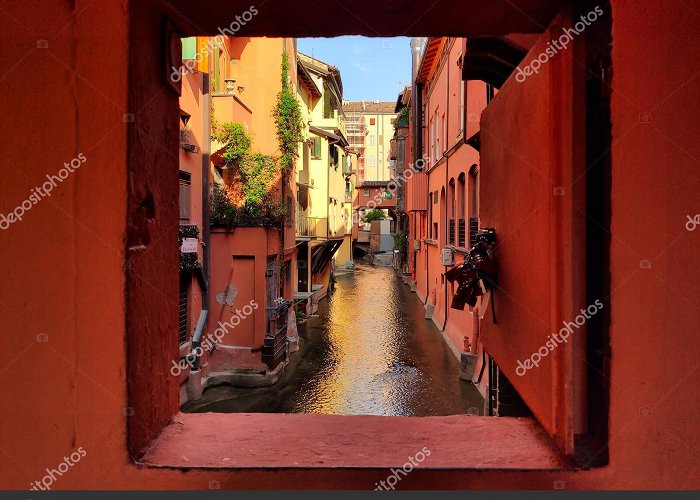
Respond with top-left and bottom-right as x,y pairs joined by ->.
202,66 -> 211,316
424,91 -> 429,304
442,41 -> 450,332
191,47 -> 213,372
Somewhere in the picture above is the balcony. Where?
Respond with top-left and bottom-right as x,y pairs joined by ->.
296,213 -> 327,238
179,129 -> 199,153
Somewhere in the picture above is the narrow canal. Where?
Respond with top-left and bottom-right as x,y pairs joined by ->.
184,264 -> 484,416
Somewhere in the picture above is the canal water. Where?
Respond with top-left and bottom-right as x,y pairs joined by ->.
184,264 -> 484,416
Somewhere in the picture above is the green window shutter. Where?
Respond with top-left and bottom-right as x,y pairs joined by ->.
313,137 -> 321,158
182,37 -> 197,60
323,85 -> 332,119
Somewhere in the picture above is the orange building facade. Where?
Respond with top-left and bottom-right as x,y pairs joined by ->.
174,36 -> 300,401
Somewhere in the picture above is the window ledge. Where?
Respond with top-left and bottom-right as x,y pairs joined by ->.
139,413 -> 569,470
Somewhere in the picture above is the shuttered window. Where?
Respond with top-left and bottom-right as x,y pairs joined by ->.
182,37 -> 197,60
179,171 -> 191,222
312,137 -> 322,158
323,84 -> 333,119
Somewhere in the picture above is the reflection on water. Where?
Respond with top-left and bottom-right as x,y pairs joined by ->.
185,264 -> 484,416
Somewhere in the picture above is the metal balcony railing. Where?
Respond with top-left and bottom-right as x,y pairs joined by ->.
296,213 -> 320,237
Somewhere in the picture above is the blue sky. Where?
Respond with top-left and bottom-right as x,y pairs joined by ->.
298,36 -> 411,102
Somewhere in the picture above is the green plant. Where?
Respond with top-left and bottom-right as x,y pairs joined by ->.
272,51 -> 304,171
395,106 -> 409,127
238,152 -> 279,206
362,208 -> 386,222
210,184 -> 287,227
178,224 -> 200,272
212,122 -> 251,168
210,184 -> 240,226
394,221 -> 408,262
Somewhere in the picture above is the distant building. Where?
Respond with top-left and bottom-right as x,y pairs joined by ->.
342,100 -> 396,183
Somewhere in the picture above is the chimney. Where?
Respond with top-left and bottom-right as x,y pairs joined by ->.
410,37 -> 424,79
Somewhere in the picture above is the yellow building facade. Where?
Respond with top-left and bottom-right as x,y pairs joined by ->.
294,53 -> 355,304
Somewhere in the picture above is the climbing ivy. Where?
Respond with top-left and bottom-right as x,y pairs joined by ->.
272,51 -> 304,171
238,153 -> 279,205
212,122 -> 251,167
210,50 -> 302,226
212,120 -> 281,207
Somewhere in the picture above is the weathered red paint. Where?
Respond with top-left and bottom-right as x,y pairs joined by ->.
142,413 -> 567,469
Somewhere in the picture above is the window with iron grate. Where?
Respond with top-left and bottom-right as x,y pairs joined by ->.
178,277 -> 189,345
469,216 -> 479,246
458,218 -> 466,247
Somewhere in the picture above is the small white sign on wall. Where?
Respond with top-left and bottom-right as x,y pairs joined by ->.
180,238 -> 198,253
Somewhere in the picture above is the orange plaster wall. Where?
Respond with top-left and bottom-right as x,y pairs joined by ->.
603,0 -> 700,485
479,22 -> 566,439
208,227 -> 280,350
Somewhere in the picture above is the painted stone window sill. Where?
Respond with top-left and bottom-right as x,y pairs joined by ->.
139,413 -> 570,470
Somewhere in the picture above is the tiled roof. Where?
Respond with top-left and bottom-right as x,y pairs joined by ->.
342,101 -> 396,114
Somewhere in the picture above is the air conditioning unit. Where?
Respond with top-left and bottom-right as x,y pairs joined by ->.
441,248 -> 454,266
413,239 -> 421,251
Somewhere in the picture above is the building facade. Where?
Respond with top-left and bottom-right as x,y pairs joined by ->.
342,100 -> 396,183
294,53 -> 355,309
175,36 -> 300,402
403,36 -> 496,402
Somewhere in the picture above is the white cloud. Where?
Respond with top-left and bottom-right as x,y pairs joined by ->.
352,61 -> 369,73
